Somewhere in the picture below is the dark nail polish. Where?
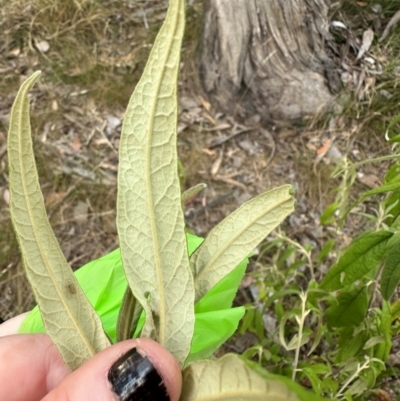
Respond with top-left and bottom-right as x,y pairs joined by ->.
108,348 -> 170,401
0,317 -> 4,324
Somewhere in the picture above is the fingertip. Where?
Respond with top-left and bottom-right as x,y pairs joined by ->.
135,339 -> 182,400
46,339 -> 182,401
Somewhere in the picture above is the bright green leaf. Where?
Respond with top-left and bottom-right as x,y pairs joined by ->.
8,71 -> 110,370
186,307 -> 245,364
320,231 -> 392,291
116,0 -> 194,366
195,258 -> 247,314
319,202 -> 339,226
191,185 -> 295,302
375,300 -> 392,361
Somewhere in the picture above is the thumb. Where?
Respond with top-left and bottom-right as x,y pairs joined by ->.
43,338 -> 182,401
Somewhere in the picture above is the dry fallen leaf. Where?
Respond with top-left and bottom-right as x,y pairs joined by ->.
199,95 -> 211,111
357,28 -> 374,60
357,172 -> 381,189
380,10 -> 400,42
211,150 -> 223,176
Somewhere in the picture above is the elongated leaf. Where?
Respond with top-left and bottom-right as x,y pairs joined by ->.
375,300 -> 392,361
116,0 -> 194,366
181,183 -> 207,203
19,233 -> 244,360
243,359 -> 330,401
360,180 -> 400,198
325,286 -> 368,329
320,231 -> 393,291
8,71 -> 110,370
181,354 -> 299,401
116,286 -> 143,342
191,185 -> 295,301
194,259 -> 247,314
348,179 -> 400,213
381,233 -> 400,300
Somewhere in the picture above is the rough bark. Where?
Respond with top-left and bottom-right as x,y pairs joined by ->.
199,0 -> 339,125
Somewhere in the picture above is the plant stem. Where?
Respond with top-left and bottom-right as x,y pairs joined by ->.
276,233 -> 315,280
336,359 -> 371,398
292,291 -> 308,381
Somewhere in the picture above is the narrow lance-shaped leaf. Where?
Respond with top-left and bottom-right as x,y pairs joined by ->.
181,183 -> 207,204
347,180 -> 400,213
191,185 -> 295,302
375,300 -> 392,361
116,184 -> 206,342
116,287 -> 143,342
8,71 -> 110,370
181,354 -> 299,401
116,0 -> 194,366
320,231 -> 392,291
380,232 -> 400,300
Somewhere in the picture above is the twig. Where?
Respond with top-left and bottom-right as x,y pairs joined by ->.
208,127 -> 257,148
380,10 -> 400,42
185,192 -> 233,222
260,128 -> 276,167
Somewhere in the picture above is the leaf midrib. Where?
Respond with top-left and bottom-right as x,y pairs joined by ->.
16,81 -> 95,357
195,193 -> 292,283
145,0 -> 181,344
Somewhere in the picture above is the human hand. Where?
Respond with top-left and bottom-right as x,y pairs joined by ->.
0,315 -> 182,401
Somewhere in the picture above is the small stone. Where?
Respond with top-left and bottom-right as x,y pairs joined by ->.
37,40 -> 50,53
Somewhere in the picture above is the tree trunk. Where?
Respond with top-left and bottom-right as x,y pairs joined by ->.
199,0 -> 339,125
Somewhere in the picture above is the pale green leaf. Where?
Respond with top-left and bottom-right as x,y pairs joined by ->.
191,185 -> 295,301
243,358 -> 330,401
375,300 -> 392,361
116,0 -> 194,366
182,183 -> 207,203
181,354 -> 299,401
8,71 -> 110,370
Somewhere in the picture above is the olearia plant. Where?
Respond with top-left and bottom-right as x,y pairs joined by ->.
6,0 -> 330,400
